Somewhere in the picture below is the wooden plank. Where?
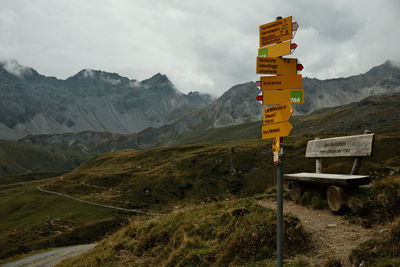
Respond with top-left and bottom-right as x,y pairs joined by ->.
305,134 -> 375,158
284,172 -> 371,186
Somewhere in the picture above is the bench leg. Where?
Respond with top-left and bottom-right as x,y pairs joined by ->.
288,181 -> 303,201
327,185 -> 348,212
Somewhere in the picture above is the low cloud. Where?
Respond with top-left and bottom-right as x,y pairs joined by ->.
83,69 -> 94,78
1,59 -> 32,77
0,0 -> 398,95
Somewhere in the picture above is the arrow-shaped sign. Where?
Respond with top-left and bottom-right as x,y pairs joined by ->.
256,57 -> 302,75
259,16 -> 293,47
263,104 -> 294,124
260,89 -> 304,105
260,74 -> 302,90
262,121 -> 293,140
258,41 -> 297,57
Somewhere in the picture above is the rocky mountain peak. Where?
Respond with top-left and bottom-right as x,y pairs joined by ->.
366,60 -> 400,77
0,59 -> 44,82
141,73 -> 171,86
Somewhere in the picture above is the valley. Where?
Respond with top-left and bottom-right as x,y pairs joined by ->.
1,61 -> 400,266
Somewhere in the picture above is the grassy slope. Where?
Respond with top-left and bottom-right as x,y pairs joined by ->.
42,141 -> 280,212
42,134 -> 400,213
0,139 -> 87,181
57,199 -> 308,267
0,179 -> 130,260
350,218 -> 400,266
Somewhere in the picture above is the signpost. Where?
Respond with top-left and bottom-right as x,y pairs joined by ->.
256,57 -> 299,75
260,75 -> 302,90
259,16 -> 293,47
258,41 -> 297,57
259,89 -> 304,105
263,104 -> 294,124
255,15 -> 303,267
261,121 -> 293,139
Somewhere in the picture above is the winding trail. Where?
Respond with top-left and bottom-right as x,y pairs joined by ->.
257,199 -> 388,266
36,186 -> 161,215
2,244 -> 96,267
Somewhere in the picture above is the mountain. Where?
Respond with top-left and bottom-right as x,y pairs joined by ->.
8,60 -> 400,144
297,60 -> 400,114
19,82 -> 262,150
19,91 -> 400,155
0,60 -> 213,140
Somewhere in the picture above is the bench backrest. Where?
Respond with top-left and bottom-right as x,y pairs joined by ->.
305,134 -> 375,158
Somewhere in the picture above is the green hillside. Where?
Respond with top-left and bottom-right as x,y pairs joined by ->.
0,139 -> 87,182
42,134 -> 400,212
0,179 -> 131,260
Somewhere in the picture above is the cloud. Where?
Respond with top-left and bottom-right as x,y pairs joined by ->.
1,59 -> 32,77
0,0 -> 398,95
83,69 -> 94,78
129,80 -> 141,88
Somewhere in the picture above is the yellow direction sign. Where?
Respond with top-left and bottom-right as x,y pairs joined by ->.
262,121 -> 293,140
263,104 -> 294,124
258,41 -> 297,57
261,89 -> 304,105
256,57 -> 298,75
260,74 -> 302,90
259,16 -> 293,47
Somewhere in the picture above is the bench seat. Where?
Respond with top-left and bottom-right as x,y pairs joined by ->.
284,172 -> 370,186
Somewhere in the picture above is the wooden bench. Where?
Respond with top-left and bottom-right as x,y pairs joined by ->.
285,130 -> 375,211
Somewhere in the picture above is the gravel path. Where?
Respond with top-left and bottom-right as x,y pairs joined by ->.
257,199 -> 389,266
37,185 -> 161,215
2,244 -> 96,267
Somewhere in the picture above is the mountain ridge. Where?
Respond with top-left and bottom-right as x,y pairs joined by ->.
2,60 -> 400,141
0,60 -> 214,140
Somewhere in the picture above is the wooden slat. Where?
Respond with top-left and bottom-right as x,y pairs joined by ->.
305,134 -> 375,158
284,172 -> 371,186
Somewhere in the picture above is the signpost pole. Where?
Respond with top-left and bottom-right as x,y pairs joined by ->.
276,137 -> 284,267
275,16 -> 284,267
257,14 -> 302,267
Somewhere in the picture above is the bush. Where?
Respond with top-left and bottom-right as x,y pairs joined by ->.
348,177 -> 400,225
350,219 -> 400,266
58,200 -> 309,266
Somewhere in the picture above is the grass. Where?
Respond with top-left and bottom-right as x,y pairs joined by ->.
2,133 -> 399,261
347,175 -> 400,226
350,218 -> 400,266
42,134 -> 400,214
57,199 -> 308,267
0,139 -> 87,179
0,179 -> 131,260
42,142 -> 279,211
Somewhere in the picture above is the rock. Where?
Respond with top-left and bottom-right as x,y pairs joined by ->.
379,228 -> 389,234
326,224 -> 337,228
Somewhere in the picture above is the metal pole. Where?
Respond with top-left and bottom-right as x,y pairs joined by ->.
276,16 -> 284,267
276,137 -> 284,267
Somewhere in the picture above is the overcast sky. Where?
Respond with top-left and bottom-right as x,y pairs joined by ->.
1,0 -> 399,96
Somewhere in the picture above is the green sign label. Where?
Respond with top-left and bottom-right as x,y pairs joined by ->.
258,47 -> 268,57
290,90 -> 303,103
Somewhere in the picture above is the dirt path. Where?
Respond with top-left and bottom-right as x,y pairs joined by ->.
2,244 -> 96,267
36,185 -> 161,215
257,199 -> 389,266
